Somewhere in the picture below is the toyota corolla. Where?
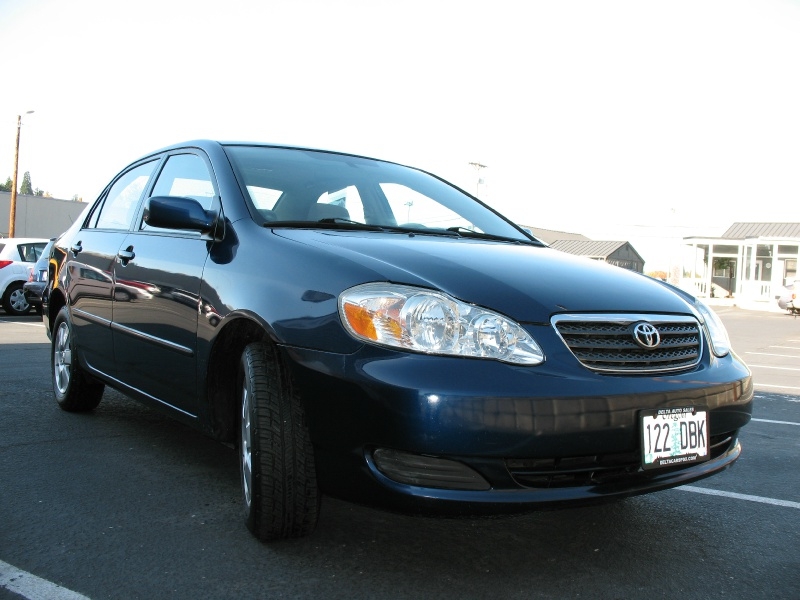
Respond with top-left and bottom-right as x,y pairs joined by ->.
44,140 -> 752,541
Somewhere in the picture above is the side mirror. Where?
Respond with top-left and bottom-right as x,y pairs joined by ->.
144,196 -> 218,234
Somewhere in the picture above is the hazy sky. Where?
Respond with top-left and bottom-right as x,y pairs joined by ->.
1,0 -> 799,270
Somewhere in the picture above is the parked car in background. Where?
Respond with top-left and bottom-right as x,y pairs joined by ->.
0,237 -> 49,315
45,140 -> 753,541
23,238 -> 56,316
776,280 -> 798,315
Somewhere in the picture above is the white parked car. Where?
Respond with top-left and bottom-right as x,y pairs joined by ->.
776,280 -> 798,315
0,237 -> 49,315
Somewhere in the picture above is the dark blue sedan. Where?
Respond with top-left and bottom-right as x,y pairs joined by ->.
44,141 -> 752,540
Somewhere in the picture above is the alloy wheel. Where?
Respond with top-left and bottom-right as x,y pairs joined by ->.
53,321 -> 72,395
240,385 -> 253,508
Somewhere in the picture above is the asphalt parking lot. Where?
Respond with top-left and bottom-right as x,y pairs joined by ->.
0,305 -> 798,600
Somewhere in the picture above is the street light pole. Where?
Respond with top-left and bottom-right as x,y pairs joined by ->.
468,161 -> 487,197
8,110 -> 34,238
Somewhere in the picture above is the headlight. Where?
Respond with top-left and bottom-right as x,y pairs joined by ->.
339,283 -> 545,365
693,299 -> 731,357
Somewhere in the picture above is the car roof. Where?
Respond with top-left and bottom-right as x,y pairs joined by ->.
0,237 -> 49,244
0,238 -> 49,261
131,139 -> 404,170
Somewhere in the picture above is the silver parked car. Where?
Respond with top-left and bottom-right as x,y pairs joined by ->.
23,238 -> 56,316
776,280 -> 798,315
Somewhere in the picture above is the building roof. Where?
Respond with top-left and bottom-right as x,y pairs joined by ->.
550,239 -> 639,260
722,222 -> 800,239
520,225 -> 590,245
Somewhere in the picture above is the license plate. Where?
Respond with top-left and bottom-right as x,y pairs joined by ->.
640,406 -> 709,470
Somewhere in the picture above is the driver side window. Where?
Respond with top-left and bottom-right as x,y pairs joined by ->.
151,154 -> 215,207
142,153 -> 215,231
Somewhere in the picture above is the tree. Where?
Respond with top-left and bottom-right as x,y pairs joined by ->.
3,172 -> 55,198
646,270 -> 668,281
20,171 -> 33,195
713,258 -> 735,298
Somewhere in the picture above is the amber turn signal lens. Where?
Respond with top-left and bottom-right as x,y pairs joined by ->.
343,302 -> 378,341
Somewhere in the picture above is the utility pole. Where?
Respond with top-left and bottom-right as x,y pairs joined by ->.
9,111 -> 34,238
404,200 -> 414,222
468,161 -> 487,197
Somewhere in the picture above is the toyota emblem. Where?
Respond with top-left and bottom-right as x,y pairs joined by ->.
632,322 -> 661,349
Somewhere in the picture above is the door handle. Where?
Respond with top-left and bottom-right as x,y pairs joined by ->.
118,246 -> 135,266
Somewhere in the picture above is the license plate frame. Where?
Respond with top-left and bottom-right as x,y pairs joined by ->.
640,406 -> 709,470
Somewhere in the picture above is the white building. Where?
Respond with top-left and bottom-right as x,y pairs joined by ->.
681,222 -> 800,303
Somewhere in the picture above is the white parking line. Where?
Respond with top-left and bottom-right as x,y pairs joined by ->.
746,352 -> 800,358
755,383 -> 800,392
678,486 -> 800,509
0,559 -> 90,600
0,319 -> 45,328
748,364 -> 800,371
752,418 -> 800,426
769,346 -> 800,350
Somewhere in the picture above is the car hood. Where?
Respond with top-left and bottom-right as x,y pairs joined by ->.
272,229 -> 694,322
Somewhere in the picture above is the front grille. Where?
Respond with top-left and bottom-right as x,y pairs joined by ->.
506,432 -> 736,489
553,314 -> 702,374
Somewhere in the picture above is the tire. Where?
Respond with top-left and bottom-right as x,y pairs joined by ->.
2,282 -> 31,316
52,306 -> 105,412
238,342 -> 320,540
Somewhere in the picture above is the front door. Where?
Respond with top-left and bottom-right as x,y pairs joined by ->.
111,152 -> 217,416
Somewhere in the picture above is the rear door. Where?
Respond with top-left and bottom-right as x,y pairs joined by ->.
67,160 -> 157,376
111,152 -> 218,416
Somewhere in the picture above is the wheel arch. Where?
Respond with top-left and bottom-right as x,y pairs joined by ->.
47,288 -> 67,334
2,276 -> 28,294
205,315 -> 273,443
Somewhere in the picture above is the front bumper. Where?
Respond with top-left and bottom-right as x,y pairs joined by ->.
286,344 -> 752,513
352,435 -> 743,514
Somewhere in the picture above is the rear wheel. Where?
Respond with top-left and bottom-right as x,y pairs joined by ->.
238,342 -> 320,540
2,282 -> 31,316
52,306 -> 105,411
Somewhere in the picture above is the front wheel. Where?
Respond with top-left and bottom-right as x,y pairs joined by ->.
52,306 -> 105,411
238,342 -> 320,541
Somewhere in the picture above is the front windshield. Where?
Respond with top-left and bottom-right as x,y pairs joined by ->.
224,145 -> 532,242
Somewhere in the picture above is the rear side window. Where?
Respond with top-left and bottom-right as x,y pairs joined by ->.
91,161 -> 157,230
17,242 -> 47,262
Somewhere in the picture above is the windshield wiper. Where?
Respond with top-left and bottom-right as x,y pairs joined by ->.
263,218 -> 384,231
264,219 -> 458,236
262,219 -> 538,243
445,226 -> 542,245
